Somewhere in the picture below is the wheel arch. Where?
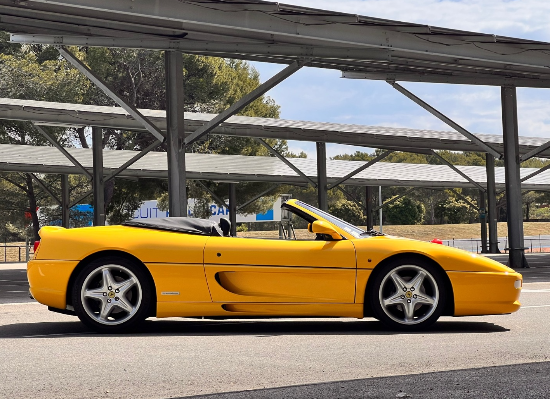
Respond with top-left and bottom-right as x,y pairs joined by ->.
363,252 -> 455,317
66,250 -> 157,316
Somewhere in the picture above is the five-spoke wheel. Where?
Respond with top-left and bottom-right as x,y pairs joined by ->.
369,260 -> 446,330
72,257 -> 152,333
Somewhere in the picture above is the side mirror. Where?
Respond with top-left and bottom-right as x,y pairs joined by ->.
308,220 -> 342,240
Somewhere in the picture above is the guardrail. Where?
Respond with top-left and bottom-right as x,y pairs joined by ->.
0,242 -> 34,263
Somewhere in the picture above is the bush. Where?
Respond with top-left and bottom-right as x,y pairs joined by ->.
435,197 -> 477,224
328,199 -> 365,225
385,196 -> 425,225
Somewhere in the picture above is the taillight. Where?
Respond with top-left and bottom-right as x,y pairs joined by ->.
33,241 -> 40,252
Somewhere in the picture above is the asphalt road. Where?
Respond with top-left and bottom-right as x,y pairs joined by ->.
0,258 -> 549,398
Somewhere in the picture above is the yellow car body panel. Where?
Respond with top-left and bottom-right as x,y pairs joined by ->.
28,199 -> 522,322
203,236 -> 356,303
27,259 -> 79,309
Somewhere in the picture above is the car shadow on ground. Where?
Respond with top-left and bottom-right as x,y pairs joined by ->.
0,318 -> 509,339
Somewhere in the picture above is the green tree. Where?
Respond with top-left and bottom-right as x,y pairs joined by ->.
385,196 -> 425,225
328,199 -> 365,226
0,44 -> 92,239
435,196 -> 477,224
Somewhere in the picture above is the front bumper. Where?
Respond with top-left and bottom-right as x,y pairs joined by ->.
448,270 -> 522,316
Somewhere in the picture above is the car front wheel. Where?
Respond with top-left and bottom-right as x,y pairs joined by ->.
72,256 -> 152,333
369,260 -> 446,330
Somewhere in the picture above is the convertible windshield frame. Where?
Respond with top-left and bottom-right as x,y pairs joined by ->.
294,201 -> 366,239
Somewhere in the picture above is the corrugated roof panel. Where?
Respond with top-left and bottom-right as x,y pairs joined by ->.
3,0 -> 550,87
2,98 -> 550,157
2,143 -> 550,190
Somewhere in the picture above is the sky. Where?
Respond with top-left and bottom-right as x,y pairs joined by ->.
249,0 -> 550,158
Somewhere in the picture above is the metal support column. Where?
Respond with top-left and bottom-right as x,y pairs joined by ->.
316,142 -> 328,211
366,186 -> 374,231
165,50 -> 186,217
379,186 -> 383,233
486,154 -> 499,253
501,86 -> 527,268
92,127 -> 105,226
61,174 -> 69,228
229,183 -> 237,237
479,190 -> 488,253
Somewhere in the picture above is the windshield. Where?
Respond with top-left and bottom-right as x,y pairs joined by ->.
295,201 -> 366,238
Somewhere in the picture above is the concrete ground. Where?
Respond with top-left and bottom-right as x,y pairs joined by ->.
0,256 -> 549,398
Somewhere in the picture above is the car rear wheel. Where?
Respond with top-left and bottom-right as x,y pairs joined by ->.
72,256 -> 152,333
369,260 -> 446,330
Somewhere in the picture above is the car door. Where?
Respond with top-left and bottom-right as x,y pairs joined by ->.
203,236 -> 357,303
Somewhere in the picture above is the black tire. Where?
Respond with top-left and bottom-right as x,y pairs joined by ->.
72,256 -> 153,333
368,258 -> 447,331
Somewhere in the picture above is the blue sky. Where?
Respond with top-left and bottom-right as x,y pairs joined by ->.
249,0 -> 550,158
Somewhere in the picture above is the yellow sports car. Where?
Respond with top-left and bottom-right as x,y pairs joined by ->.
28,199 -> 522,333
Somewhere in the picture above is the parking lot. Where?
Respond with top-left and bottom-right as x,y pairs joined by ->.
1,257 -> 549,398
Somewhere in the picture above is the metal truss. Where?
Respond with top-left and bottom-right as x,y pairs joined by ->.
33,124 -> 92,180
373,187 -> 416,212
186,60 -> 308,146
430,151 -> 486,192
29,173 -> 61,205
56,46 -> 166,143
327,150 -> 393,190
388,82 -> 502,159
255,138 -> 317,187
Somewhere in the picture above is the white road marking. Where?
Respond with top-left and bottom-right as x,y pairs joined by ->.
522,305 -> 550,309
0,302 -> 40,307
522,289 -> 550,293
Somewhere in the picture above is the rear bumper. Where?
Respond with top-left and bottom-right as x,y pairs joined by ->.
27,259 -> 79,309
448,270 -> 522,316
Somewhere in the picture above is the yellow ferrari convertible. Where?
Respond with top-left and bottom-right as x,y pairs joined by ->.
28,199 -> 522,333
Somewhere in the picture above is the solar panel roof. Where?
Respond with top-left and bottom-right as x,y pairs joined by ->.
1,98 -> 550,157
0,143 -> 548,191
3,0 -> 550,87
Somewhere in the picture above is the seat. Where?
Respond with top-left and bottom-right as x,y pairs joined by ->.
219,218 -> 231,237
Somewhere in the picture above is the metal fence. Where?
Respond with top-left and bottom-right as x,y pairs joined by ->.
443,235 -> 550,254
0,240 -> 34,263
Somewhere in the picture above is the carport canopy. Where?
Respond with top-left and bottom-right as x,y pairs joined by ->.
2,98 -> 550,157
1,143 -> 549,191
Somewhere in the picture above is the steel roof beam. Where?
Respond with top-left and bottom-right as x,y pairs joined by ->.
520,141 -> 550,162
29,173 -> 61,205
373,187 -> 416,212
69,139 -> 163,207
336,186 -> 369,214
254,138 -> 317,187
185,60 -> 307,145
56,46 -> 166,143
32,123 -> 92,180
8,0 -> 550,71
11,34 -> 390,61
326,150 -> 393,190
196,180 -> 228,209
344,72 -> 550,89
520,163 -> 550,183
450,188 -> 480,211
388,82 -> 502,159
430,151 -> 487,192
236,184 -> 279,212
